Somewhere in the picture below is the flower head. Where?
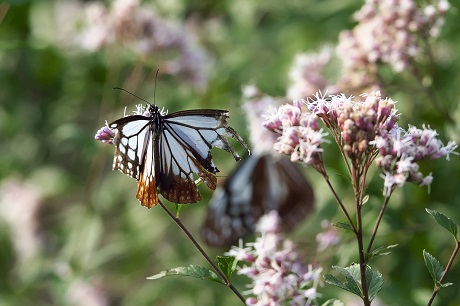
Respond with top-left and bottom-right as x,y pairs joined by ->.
226,211 -> 322,306
263,100 -> 328,174
373,124 -> 457,196
335,0 -> 450,95
287,47 -> 333,100
307,91 -> 399,164
77,0 -> 210,89
95,122 -> 116,144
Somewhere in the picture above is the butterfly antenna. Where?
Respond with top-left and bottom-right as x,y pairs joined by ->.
153,69 -> 160,106
113,87 -> 151,105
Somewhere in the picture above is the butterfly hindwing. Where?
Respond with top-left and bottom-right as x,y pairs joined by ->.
136,130 -> 159,207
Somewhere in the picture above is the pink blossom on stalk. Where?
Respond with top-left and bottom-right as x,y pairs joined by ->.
263,100 -> 328,174
335,0 -> 450,95
226,211 -> 322,306
373,124 -> 457,196
77,0 -> 210,89
287,47 -> 333,100
307,91 -> 399,163
95,122 -> 116,144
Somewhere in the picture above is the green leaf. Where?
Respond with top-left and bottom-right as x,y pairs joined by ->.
333,222 -> 354,232
365,265 -> 384,301
216,256 -> 236,281
369,244 -> 398,259
362,194 -> 369,205
321,299 -> 345,306
324,264 -> 362,297
426,209 -> 458,239
423,250 -> 444,283
440,282 -> 453,288
325,264 -> 383,302
147,265 -> 223,284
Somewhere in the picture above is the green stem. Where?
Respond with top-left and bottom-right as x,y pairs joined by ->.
367,193 -> 392,254
158,200 -> 246,304
426,241 -> 460,306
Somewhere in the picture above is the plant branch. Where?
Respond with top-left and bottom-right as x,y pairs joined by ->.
427,241 -> 460,306
352,165 -> 371,306
367,193 -> 392,254
324,175 -> 357,233
158,199 -> 246,304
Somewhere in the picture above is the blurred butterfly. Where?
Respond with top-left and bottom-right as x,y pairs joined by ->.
101,99 -> 249,208
201,152 -> 314,247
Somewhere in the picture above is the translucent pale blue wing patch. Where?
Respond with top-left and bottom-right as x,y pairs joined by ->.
157,126 -> 216,203
110,117 -> 151,180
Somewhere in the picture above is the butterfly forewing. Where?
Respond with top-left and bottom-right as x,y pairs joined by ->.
165,110 -> 246,162
201,154 -> 314,247
110,116 -> 151,180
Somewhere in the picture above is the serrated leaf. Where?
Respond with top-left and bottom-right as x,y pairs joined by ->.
426,209 -> 458,239
333,222 -> 354,231
147,265 -> 223,284
325,265 -> 362,297
365,265 -> 384,301
324,274 -> 353,293
423,250 -> 444,283
325,264 -> 383,301
321,299 -> 345,306
216,256 -> 236,280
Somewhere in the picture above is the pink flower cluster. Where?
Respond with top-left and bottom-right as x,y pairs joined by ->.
335,0 -> 450,94
373,124 -> 458,196
265,90 -> 457,195
308,91 -> 399,161
226,211 -> 322,306
263,101 -> 327,173
287,47 -> 332,100
95,122 -> 116,144
78,0 -> 210,89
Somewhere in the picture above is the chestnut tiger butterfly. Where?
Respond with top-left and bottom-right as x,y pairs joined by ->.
201,152 -> 314,247
105,91 -> 249,208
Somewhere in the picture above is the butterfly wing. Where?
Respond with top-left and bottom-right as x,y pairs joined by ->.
110,115 -> 151,180
157,110 -> 248,203
201,153 -> 314,247
109,115 -> 161,208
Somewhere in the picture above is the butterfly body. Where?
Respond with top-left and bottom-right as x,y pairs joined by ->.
108,104 -> 248,208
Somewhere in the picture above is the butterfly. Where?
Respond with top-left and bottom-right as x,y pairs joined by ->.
200,152 -> 314,247
105,102 -> 249,208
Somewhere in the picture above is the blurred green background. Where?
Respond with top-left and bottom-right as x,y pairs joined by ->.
1,0 -> 460,305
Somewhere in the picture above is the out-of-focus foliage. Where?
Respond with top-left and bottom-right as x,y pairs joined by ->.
0,0 -> 459,305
